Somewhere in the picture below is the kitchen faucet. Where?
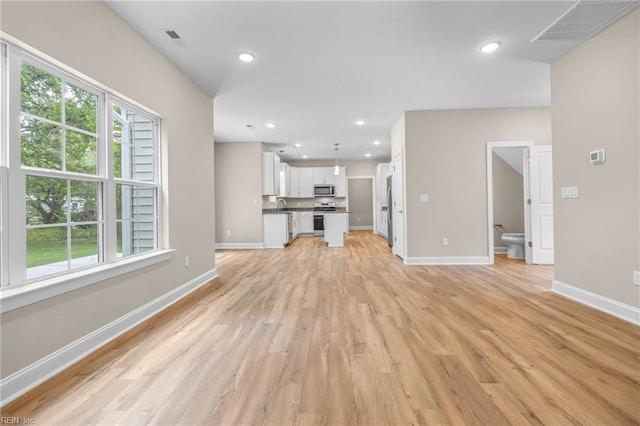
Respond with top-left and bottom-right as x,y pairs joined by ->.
277,198 -> 287,212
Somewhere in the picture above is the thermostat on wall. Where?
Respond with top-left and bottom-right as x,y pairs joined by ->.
590,149 -> 606,165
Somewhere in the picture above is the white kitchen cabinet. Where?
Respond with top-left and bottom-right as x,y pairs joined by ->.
263,213 -> 288,248
344,212 -> 349,235
324,213 -> 346,247
262,152 -> 281,195
299,212 -> 314,233
313,167 -> 335,185
279,163 -> 290,197
335,166 -> 346,197
299,167 -> 314,198
292,212 -> 300,238
289,167 -> 299,198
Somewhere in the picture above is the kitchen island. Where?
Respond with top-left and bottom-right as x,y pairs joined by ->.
262,208 -> 349,248
323,212 -> 348,247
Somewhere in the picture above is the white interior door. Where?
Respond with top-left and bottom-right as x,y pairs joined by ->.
392,151 -> 404,259
528,145 -> 554,264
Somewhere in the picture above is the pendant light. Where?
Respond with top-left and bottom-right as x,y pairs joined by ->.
279,150 -> 285,176
334,143 -> 340,175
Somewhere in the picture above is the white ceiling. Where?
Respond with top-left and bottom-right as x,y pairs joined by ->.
105,1 -> 588,162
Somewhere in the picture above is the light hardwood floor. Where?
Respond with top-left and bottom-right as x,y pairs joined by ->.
2,231 -> 639,425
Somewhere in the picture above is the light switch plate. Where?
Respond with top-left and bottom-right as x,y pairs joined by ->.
561,186 -> 579,199
634,271 -> 640,286
420,194 -> 429,202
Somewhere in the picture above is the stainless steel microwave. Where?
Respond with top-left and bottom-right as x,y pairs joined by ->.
313,184 -> 335,197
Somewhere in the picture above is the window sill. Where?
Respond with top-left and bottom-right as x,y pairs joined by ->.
0,250 -> 174,314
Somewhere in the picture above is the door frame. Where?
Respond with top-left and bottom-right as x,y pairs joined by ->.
486,141 -> 533,265
392,150 -> 405,259
346,175 -> 376,231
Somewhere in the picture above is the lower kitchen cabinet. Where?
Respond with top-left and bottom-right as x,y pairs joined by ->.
299,212 -> 314,234
324,213 -> 347,247
291,212 -> 300,238
263,214 -> 289,248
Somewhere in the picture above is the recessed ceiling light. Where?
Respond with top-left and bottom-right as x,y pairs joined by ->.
373,140 -> 380,145
356,120 -> 365,126
266,122 -> 276,129
479,41 -> 501,53
237,52 -> 255,63
293,143 -> 301,148
302,155 -> 308,159
365,153 -> 372,157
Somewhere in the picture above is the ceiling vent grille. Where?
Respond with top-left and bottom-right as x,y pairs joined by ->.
532,1 -> 639,41
165,30 -> 181,40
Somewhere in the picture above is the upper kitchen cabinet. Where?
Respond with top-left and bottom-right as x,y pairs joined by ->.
335,166 -> 346,197
289,166 -> 299,198
313,167 -> 335,185
299,167 -> 314,197
279,163 -> 291,197
262,152 -> 281,195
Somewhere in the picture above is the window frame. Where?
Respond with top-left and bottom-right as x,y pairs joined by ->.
0,38 -> 170,313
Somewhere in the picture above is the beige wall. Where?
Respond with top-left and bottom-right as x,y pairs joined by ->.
1,2 -> 215,377
348,178 -> 374,228
215,143 -> 263,244
492,153 -> 525,248
404,107 -> 551,259
551,10 -> 639,307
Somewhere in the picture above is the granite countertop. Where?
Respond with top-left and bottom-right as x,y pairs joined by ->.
262,207 -> 350,214
262,207 -> 315,214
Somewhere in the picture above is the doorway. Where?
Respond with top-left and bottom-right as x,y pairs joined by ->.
486,141 -> 554,265
346,177 -> 375,231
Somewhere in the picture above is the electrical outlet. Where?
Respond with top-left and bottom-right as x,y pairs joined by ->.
442,238 -> 448,246
184,256 -> 190,267
252,199 -> 257,206
226,230 -> 231,236
634,271 -> 640,286
420,194 -> 429,202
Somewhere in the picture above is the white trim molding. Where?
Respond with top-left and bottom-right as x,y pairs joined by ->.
0,250 -> 174,314
349,226 -> 373,230
215,243 -> 264,250
552,280 -> 640,325
404,256 -> 490,266
494,247 -> 508,254
0,268 -> 218,406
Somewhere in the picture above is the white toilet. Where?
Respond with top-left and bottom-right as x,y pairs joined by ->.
501,233 -> 525,259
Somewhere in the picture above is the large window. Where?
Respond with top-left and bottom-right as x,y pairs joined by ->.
1,41 -> 162,289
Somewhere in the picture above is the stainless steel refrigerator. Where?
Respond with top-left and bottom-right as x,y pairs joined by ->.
387,175 -> 393,248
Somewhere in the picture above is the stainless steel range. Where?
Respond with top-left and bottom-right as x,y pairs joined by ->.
313,202 -> 336,236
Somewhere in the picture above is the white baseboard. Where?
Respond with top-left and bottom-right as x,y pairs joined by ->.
349,226 -> 373,230
215,242 -> 264,249
404,256 -> 490,265
0,268 -> 218,407
552,280 -> 640,325
494,247 -> 508,254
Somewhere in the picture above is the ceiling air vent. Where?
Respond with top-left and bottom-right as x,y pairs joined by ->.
532,1 -> 639,41
165,30 -> 181,40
